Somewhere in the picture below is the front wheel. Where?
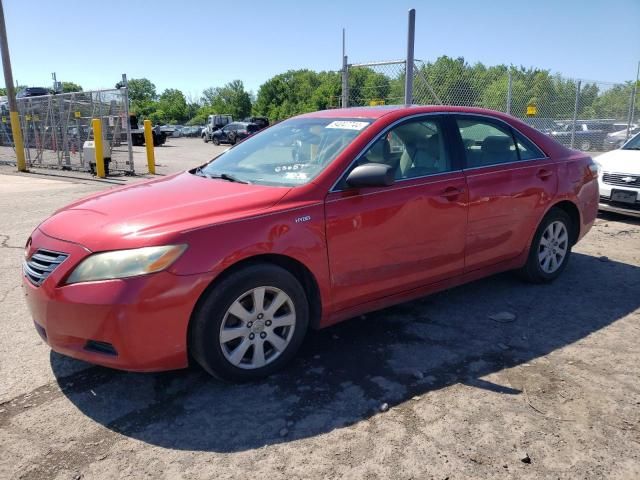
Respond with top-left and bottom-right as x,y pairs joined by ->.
203,134 -> 209,143
212,137 -> 220,146
519,209 -> 573,283
190,264 -> 309,381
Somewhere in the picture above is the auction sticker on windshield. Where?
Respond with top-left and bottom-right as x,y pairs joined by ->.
325,120 -> 370,130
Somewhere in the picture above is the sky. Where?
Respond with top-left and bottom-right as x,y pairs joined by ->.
2,0 -> 639,99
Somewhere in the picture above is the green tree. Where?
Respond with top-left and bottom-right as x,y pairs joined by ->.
253,69 -> 341,120
61,82 -> 83,93
201,80 -> 252,120
128,78 -> 157,103
591,82 -> 636,119
157,88 -> 188,123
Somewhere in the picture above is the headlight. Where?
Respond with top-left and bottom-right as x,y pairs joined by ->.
588,160 -> 601,177
66,245 -> 187,284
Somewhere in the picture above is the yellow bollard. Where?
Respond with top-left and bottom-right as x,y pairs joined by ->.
92,118 -> 106,178
9,111 -> 27,172
143,120 -> 155,174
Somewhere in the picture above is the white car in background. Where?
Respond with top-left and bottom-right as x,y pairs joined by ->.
597,132 -> 640,217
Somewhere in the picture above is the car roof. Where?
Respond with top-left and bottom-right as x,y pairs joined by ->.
297,105 -> 533,120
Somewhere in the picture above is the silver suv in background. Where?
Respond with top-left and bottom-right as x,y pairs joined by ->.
202,114 -> 232,142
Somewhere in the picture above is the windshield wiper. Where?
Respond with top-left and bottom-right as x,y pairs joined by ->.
194,168 -> 249,184
212,173 -> 250,184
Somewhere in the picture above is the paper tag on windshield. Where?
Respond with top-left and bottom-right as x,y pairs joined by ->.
325,121 -> 369,131
284,171 -> 309,180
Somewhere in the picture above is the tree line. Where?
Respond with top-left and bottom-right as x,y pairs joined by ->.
3,56 -> 637,124
125,56 -> 636,124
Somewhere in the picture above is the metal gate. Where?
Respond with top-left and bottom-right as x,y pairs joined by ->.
0,88 -> 134,173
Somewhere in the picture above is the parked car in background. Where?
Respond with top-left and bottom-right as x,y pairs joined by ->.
202,114 -> 233,142
129,115 -> 169,147
603,124 -> 639,151
170,125 -> 185,138
244,116 -> 270,130
550,121 -> 620,151
596,131 -> 640,217
22,105 -> 598,381
211,121 -> 259,145
16,87 -> 50,98
522,117 -> 560,134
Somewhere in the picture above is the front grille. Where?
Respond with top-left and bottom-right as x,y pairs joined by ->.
602,172 -> 640,187
23,249 -> 68,286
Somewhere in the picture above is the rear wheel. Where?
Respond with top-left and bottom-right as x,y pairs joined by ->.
190,264 -> 309,381
519,209 -> 573,283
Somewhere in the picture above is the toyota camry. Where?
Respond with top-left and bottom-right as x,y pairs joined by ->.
23,106 -> 599,380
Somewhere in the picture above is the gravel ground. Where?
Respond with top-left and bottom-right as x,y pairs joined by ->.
0,144 -> 639,479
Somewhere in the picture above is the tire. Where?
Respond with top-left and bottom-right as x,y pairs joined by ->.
229,134 -> 237,145
519,208 -> 573,283
203,134 -> 208,143
579,140 -> 591,151
213,137 -> 220,146
190,264 -> 309,381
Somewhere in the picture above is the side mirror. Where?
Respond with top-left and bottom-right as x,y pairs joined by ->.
345,163 -> 395,188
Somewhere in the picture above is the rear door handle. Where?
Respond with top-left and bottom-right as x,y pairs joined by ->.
439,186 -> 465,200
536,169 -> 553,180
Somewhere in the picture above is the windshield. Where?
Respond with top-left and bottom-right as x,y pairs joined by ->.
198,117 -> 371,186
622,132 -> 640,150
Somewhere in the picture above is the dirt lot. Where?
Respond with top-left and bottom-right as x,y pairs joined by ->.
0,147 -> 639,479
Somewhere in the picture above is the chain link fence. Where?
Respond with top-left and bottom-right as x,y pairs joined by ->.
0,88 -> 134,173
339,59 -> 639,151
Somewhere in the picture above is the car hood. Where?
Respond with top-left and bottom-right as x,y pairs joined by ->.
38,172 -> 291,251
596,149 -> 640,175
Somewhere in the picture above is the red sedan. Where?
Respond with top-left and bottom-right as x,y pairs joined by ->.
23,106 -> 599,380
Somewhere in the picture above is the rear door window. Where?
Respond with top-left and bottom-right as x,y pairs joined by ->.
456,119 -> 518,168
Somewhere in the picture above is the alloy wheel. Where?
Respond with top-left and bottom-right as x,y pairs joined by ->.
219,286 -> 296,370
538,220 -> 568,274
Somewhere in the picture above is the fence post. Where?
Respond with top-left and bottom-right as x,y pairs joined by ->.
121,74 -> 135,174
626,61 -> 639,141
144,120 -> 155,174
341,55 -> 349,108
570,80 -> 581,149
404,8 -> 416,105
92,118 -> 105,178
506,70 -> 512,115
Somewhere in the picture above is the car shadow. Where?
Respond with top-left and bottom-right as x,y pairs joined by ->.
598,210 -> 640,225
51,252 -> 640,452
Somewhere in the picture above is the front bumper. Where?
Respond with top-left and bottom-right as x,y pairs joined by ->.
23,229 -> 214,372
598,181 -> 640,218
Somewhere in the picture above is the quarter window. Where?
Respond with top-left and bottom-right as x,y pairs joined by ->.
514,130 -> 545,160
457,119 -> 518,167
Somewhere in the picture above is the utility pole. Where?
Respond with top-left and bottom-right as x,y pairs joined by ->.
341,28 -> 348,108
0,0 -> 26,171
404,9 -> 416,105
